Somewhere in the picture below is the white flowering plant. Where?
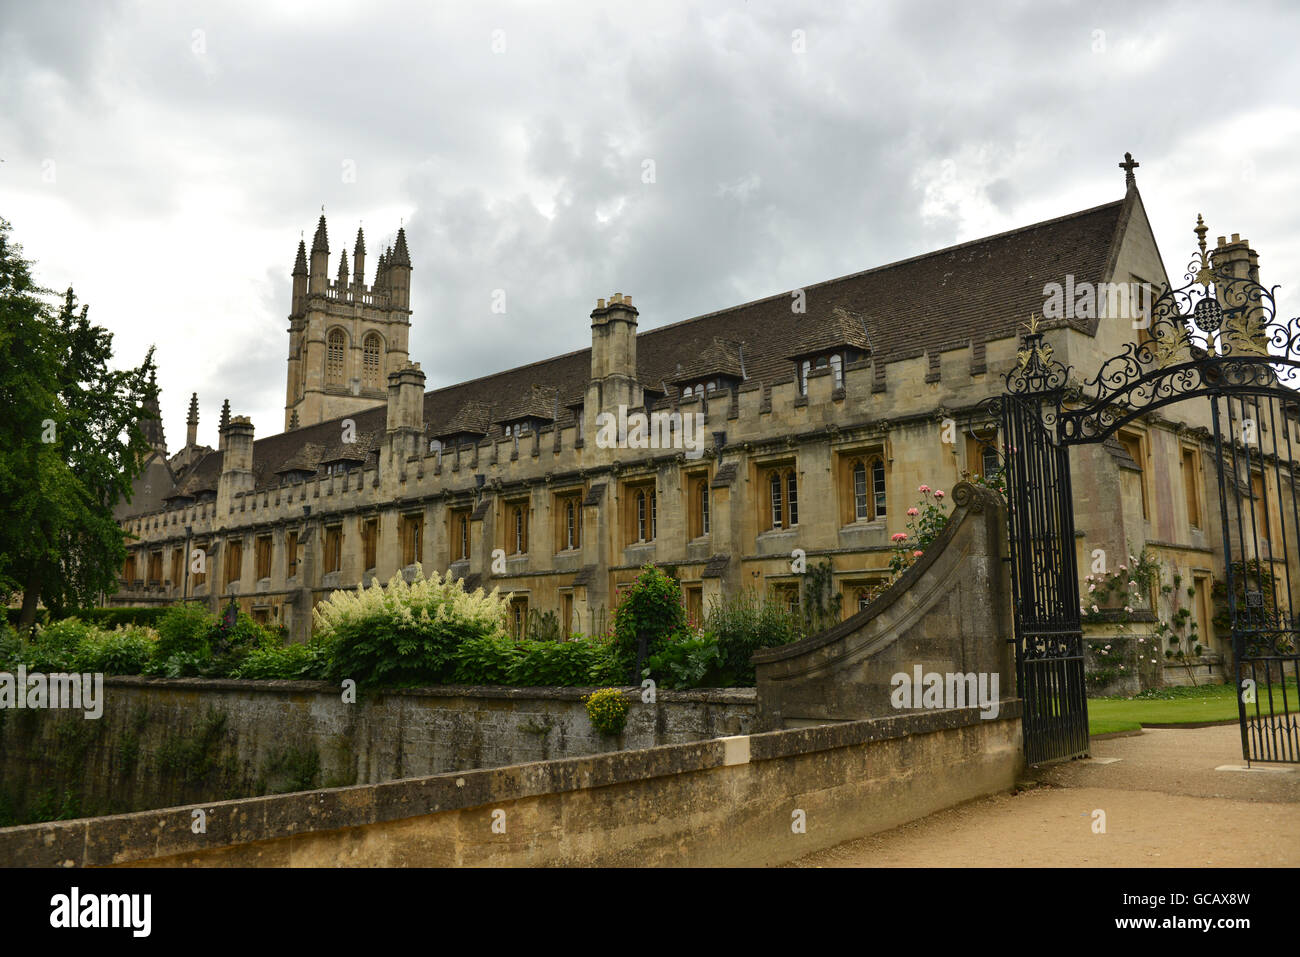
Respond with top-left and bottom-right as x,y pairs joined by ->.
313,564 -> 511,688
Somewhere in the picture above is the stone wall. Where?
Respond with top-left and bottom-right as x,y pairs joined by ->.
1,703 -> 1022,868
753,482 -> 1016,728
0,680 -> 754,825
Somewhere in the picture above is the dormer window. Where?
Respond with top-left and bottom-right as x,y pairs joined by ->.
799,352 -> 845,394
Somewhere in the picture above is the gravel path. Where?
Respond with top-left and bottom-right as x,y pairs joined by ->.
787,724 -> 1300,867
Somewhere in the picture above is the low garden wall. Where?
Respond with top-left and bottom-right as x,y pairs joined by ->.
0,678 -> 755,826
1,701 -> 1022,867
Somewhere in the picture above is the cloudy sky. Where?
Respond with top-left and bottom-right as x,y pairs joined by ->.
3,0 -> 1298,448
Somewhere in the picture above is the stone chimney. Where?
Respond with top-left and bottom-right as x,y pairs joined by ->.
1213,232 -> 1267,353
219,415 -> 256,501
386,362 -> 426,469
584,293 -> 642,443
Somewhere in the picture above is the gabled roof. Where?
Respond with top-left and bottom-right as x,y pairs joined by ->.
142,193 -> 1134,501
672,338 -> 746,384
274,442 -> 325,474
493,385 -> 559,425
785,306 -> 871,360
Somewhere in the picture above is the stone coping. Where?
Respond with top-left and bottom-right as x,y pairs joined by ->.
0,698 -> 1020,867
752,481 -> 996,664
96,676 -> 758,705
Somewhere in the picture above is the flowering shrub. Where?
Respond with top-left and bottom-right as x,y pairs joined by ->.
583,687 -> 631,736
888,485 -> 951,576
314,564 -> 510,688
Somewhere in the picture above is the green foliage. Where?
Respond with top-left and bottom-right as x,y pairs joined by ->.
153,602 -> 216,661
233,638 -> 333,680
703,589 -> 801,686
798,559 -> 842,636
583,687 -> 630,736
612,565 -> 689,677
72,625 -> 156,675
0,217 -> 158,625
448,632 -> 523,684
508,639 -> 617,687
645,633 -> 728,689
0,623 -> 22,670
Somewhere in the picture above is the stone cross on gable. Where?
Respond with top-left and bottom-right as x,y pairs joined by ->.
1119,152 -> 1139,190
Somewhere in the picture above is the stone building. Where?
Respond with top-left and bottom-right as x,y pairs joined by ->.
112,161 -> 1290,684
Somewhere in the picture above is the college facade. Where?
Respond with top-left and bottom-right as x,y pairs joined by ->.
112,164 -> 1292,682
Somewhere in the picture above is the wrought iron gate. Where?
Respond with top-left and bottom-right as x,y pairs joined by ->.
1000,391 -> 1089,765
991,218 -> 1300,764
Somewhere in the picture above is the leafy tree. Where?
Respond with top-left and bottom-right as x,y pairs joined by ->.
0,217 -> 156,629
612,564 -> 689,680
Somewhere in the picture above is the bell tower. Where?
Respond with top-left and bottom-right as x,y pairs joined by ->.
284,213 -> 414,430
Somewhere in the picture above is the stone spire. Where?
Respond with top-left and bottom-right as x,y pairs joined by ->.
310,214 -> 329,255
139,368 -> 167,455
186,392 -> 199,448
337,248 -> 349,284
292,239 -> 308,276
391,227 -> 411,266
353,227 -> 366,286
218,398 -> 231,450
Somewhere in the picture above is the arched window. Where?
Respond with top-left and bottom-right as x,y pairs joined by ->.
362,333 -> 382,388
767,467 -> 798,530
871,457 -> 887,518
800,360 -> 811,395
565,500 -> 578,549
830,353 -> 843,387
429,438 -> 442,465
326,329 -> 346,385
852,461 -> 868,521
769,472 -> 783,528
511,504 -> 527,554
682,386 -> 693,398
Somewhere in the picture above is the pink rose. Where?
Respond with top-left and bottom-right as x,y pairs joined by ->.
891,533 -> 907,542
934,490 -> 944,499
913,550 -> 923,558
918,484 -> 931,493
907,507 -> 919,516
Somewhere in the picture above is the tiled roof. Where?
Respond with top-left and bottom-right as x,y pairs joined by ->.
274,442 -> 324,474
493,385 -> 559,424
785,305 -> 871,359
141,195 -> 1131,502
672,338 -> 746,384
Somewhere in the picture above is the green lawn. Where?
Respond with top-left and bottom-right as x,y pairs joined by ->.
1088,681 -> 1300,736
